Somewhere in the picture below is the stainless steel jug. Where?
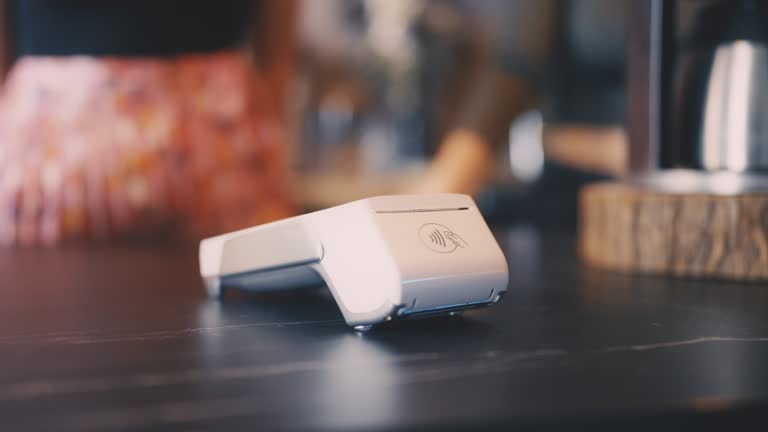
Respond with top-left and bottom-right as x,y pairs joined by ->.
671,0 -> 768,172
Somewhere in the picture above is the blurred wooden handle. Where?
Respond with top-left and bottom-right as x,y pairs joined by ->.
543,126 -> 627,176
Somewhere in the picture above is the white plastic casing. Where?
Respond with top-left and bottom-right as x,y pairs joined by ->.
199,194 -> 509,327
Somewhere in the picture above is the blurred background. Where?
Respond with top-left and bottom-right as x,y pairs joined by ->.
293,0 -> 626,225
0,0 -> 629,244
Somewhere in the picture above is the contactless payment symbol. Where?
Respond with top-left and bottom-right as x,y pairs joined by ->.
419,223 -> 468,253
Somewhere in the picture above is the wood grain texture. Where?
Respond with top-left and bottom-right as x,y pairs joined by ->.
579,181 -> 768,280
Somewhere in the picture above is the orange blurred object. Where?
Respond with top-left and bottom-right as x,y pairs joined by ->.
0,51 -> 295,245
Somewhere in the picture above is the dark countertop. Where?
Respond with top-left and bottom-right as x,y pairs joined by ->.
2,225 -> 768,431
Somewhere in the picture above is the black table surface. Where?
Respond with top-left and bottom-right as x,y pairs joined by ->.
2,225 -> 768,431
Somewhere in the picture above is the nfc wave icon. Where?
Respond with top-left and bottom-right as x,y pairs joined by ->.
418,223 -> 468,253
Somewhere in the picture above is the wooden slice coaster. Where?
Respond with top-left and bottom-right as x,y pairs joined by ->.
579,181 -> 768,280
